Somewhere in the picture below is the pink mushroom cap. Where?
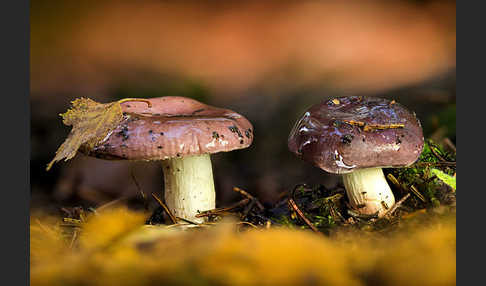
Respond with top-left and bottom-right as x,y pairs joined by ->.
81,96 -> 253,160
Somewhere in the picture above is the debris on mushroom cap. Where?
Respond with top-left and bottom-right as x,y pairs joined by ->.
288,96 -> 424,174
80,96 -> 253,160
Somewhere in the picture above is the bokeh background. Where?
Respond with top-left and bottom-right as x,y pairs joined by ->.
30,0 -> 456,213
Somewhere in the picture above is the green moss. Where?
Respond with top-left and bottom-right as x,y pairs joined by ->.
270,140 -> 455,235
313,215 -> 336,228
273,215 -> 297,228
386,139 -> 456,209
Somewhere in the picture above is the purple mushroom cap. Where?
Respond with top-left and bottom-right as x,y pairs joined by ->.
288,96 -> 424,174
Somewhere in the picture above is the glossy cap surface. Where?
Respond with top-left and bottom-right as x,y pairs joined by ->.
288,96 -> 424,174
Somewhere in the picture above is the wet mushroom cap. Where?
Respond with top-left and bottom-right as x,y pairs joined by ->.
288,96 -> 424,174
81,96 -> 253,160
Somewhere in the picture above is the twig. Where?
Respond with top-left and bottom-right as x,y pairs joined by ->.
62,218 -> 82,225
276,190 -> 290,201
151,193 -> 178,224
343,120 -> 365,127
346,209 -> 379,220
409,185 -> 426,203
328,203 -> 346,222
443,138 -> 456,154
87,207 -> 98,215
363,123 -> 404,132
289,184 -> 323,234
61,207 -> 88,221
386,173 -> 402,190
323,193 -> 344,204
274,184 -> 309,209
233,187 -> 265,210
430,147 -> 446,162
165,221 -> 207,228
342,120 -> 404,131
384,193 -> 411,218
166,223 -> 190,229
241,199 -> 257,220
236,221 -> 258,229
69,229 -> 78,249
195,198 -> 250,218
175,217 -> 201,226
96,197 -> 128,212
60,207 -> 75,218
288,198 -> 321,234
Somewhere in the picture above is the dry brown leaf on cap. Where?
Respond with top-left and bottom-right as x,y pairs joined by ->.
46,97 -> 151,171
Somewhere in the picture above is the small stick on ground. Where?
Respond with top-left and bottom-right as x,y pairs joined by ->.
151,193 -> 178,224
195,199 -> 250,218
236,221 -> 258,229
175,217 -> 201,226
386,173 -> 403,190
69,229 -> 78,249
62,218 -> 82,225
347,208 -> 379,220
288,198 -> 321,234
276,190 -> 290,201
329,203 -> 346,222
96,197 -> 128,212
288,184 -> 323,233
233,187 -> 265,210
410,185 -> 426,203
241,199 -> 257,220
430,147 -> 446,162
384,193 -> 411,218
443,137 -> 456,154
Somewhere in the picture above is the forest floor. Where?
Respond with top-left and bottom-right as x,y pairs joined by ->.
31,138 -> 456,286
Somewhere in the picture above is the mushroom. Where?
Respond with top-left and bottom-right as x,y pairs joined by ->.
80,96 -> 253,222
288,96 -> 424,217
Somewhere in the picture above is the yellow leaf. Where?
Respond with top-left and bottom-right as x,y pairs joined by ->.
46,97 -> 151,171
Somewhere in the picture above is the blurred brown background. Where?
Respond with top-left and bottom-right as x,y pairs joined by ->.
31,0 -> 456,213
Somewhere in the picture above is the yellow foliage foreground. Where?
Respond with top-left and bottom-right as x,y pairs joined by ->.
31,208 -> 456,286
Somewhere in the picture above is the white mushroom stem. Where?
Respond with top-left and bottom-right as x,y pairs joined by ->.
161,154 -> 216,223
342,167 -> 395,217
